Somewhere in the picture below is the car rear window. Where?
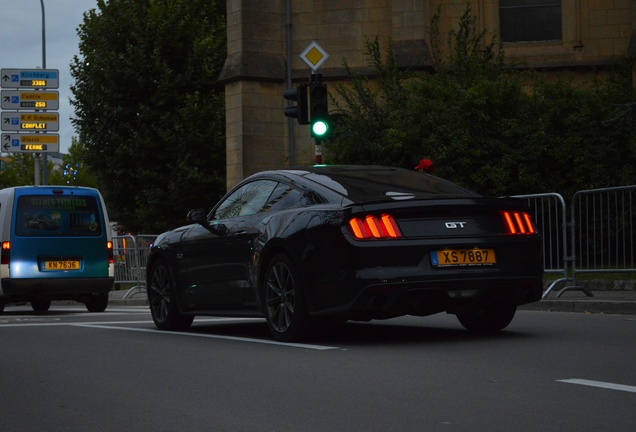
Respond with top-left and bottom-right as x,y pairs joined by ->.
15,195 -> 103,237
303,167 -> 478,202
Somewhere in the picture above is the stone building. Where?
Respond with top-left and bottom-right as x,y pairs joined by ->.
219,0 -> 636,189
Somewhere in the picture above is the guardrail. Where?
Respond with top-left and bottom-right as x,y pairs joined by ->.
514,185 -> 636,298
570,185 -> 636,285
511,193 -> 569,298
112,234 -> 157,299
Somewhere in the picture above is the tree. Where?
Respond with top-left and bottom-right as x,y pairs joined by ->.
70,0 -> 226,233
327,36 -> 413,167
327,5 -> 520,186
46,137 -> 100,187
0,153 -> 37,187
326,4 -> 636,198
0,145 -> 97,188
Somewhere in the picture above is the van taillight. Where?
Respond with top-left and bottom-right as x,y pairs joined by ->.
501,211 -> 536,235
348,214 -> 403,240
107,241 -> 114,264
1,241 -> 10,265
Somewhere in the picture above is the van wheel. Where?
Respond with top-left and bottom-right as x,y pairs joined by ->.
86,293 -> 109,312
31,299 -> 51,312
147,258 -> 194,331
0,301 -> 5,313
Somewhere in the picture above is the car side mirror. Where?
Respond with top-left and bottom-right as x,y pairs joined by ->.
187,209 -> 207,224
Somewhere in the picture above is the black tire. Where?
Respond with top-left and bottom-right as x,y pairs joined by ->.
31,299 -> 51,312
457,303 -> 517,332
263,253 -> 311,342
0,301 -> 5,313
147,258 -> 194,331
85,293 -> 109,312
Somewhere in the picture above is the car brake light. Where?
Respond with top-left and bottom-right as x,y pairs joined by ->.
1,241 -> 9,265
501,211 -> 536,235
107,241 -> 114,264
348,214 -> 403,239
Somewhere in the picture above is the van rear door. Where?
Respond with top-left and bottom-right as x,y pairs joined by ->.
10,190 -> 111,281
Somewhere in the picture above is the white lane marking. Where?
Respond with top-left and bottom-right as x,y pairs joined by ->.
0,316 -> 341,350
0,317 -> 258,327
1,308 -> 149,315
558,379 -> 636,394
72,323 -> 341,351
0,321 -> 70,327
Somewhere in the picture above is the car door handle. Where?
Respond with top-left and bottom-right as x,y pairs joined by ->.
233,230 -> 250,239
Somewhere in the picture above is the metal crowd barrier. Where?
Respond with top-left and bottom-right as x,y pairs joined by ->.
112,234 -> 157,298
512,193 -> 569,298
514,185 -> 636,298
568,186 -> 636,294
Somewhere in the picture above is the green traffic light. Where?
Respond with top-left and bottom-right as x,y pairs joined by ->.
312,120 -> 329,137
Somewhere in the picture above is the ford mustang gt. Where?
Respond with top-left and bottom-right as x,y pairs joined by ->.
146,165 -> 543,341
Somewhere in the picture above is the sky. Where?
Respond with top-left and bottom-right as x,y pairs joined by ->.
1,0 -> 98,154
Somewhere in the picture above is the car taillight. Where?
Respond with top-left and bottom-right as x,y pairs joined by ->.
501,211 -> 536,235
348,214 -> 403,239
1,241 -> 10,265
107,241 -> 114,264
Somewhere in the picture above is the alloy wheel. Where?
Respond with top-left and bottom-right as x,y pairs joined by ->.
147,259 -> 193,330
149,263 -> 171,324
263,253 -> 311,342
265,260 -> 296,333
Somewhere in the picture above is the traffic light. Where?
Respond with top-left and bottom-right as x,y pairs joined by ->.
283,83 -> 309,125
310,81 -> 329,140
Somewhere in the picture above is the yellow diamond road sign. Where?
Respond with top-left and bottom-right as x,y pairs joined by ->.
300,41 -> 329,72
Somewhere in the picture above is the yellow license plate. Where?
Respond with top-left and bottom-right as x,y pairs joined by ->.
432,249 -> 496,267
44,260 -> 80,270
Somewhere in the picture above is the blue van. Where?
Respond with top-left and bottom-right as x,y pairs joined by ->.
0,186 -> 114,313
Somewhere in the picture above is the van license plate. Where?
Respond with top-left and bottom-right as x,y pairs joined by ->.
431,249 -> 496,267
44,260 -> 80,270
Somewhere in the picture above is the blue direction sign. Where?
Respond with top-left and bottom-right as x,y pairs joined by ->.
0,68 -> 59,89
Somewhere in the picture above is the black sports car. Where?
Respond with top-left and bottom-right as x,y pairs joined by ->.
146,165 -> 543,341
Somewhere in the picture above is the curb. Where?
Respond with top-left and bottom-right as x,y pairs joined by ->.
107,297 -> 636,315
519,299 -> 636,315
109,298 -> 148,307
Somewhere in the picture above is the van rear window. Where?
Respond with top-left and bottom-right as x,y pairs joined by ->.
15,195 -> 103,237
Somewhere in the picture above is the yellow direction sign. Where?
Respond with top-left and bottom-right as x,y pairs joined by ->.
2,133 -> 60,153
300,41 -> 330,72
1,112 -> 59,132
1,90 -> 59,110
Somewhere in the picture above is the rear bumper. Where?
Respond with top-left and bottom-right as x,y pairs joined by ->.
303,227 -> 544,319
1,277 -> 114,301
311,276 -> 543,320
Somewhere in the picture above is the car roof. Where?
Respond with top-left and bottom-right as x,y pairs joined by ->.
251,165 -> 478,204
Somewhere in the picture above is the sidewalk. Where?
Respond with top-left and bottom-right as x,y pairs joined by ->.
109,287 -> 148,307
108,287 -> 636,315
519,289 -> 636,315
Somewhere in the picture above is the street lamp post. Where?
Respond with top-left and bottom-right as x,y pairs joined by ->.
39,0 -> 49,185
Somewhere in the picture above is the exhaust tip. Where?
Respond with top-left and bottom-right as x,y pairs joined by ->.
368,295 -> 387,309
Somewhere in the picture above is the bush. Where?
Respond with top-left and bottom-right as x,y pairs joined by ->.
326,4 -> 636,198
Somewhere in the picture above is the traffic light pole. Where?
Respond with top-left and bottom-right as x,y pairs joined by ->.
283,72 -> 329,165
314,139 -> 322,164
